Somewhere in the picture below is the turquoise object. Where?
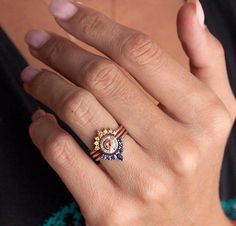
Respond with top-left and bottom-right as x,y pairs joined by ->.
42,197 -> 236,225
42,201 -> 83,226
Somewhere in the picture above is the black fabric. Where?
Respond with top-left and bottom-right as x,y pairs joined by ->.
0,28 -> 85,226
0,0 -> 235,225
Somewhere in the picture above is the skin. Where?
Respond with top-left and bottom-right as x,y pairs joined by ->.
0,0 -> 188,68
2,0 -> 236,225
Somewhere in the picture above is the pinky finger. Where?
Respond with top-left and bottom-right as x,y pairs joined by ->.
29,109 -> 117,220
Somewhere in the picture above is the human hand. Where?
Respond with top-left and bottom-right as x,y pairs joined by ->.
21,0 -> 236,226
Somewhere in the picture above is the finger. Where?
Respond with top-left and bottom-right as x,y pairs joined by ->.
177,1 -> 236,120
21,67 -> 166,194
29,109 -> 116,219
24,31 -> 181,151
47,0 -> 216,123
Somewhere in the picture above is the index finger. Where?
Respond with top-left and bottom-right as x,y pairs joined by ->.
49,0 -> 216,123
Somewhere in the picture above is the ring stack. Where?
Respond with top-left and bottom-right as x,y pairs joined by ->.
90,125 -> 127,162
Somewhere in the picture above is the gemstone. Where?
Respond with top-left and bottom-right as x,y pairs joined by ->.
111,156 -> 116,160
105,155 -> 111,160
116,153 -> 123,161
97,131 -> 104,137
100,134 -> 119,154
119,148 -> 124,153
103,129 -> 108,134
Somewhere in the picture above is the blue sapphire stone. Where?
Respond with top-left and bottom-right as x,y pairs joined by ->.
116,153 -> 124,161
118,147 -> 124,153
104,155 -> 111,160
111,156 -> 116,160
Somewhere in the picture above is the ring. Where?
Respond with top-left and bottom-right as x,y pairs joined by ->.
90,125 -> 127,162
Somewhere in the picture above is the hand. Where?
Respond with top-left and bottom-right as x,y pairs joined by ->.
21,1 -> 236,226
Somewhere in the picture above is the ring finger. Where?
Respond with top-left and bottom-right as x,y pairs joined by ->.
21,67 -> 165,193
25,31 -> 182,152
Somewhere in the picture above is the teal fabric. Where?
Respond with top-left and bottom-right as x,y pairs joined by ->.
221,198 -> 236,220
42,198 -> 236,225
42,202 -> 83,226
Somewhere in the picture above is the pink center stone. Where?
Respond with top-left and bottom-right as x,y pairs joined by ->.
100,134 -> 119,154
104,139 -> 113,150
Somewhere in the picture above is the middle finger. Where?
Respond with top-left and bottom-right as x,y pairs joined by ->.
25,30 -> 182,151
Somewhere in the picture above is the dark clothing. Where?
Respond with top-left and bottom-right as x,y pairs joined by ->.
0,0 -> 235,225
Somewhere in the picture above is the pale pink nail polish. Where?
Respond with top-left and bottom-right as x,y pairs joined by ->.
49,0 -> 78,20
196,0 -> 205,28
32,109 -> 46,122
187,0 -> 205,28
21,66 -> 41,83
25,29 -> 51,48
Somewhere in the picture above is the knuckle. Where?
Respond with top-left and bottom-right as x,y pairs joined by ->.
136,170 -> 164,203
120,33 -> 165,66
43,131 -> 73,167
206,104 -> 232,136
78,11 -> 105,36
43,38 -> 69,65
84,60 -> 121,96
28,70 -> 49,95
60,90 -> 95,128
198,94 -> 232,134
170,141 -> 200,177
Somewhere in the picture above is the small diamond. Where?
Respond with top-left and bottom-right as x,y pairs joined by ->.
97,131 -> 103,137
94,141 -> 99,145
95,146 -> 100,150
103,129 -> 108,134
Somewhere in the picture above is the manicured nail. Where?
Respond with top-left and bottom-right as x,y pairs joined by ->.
32,109 -> 46,122
196,0 -> 205,28
25,29 -> 51,48
49,0 -> 79,20
188,0 -> 205,28
21,66 -> 41,83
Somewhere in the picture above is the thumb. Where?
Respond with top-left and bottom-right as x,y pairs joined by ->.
177,0 -> 236,120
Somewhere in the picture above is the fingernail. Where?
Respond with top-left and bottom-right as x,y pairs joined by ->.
25,29 -> 51,48
49,0 -> 78,20
196,0 -> 205,28
32,109 -> 46,122
188,0 -> 205,28
21,66 -> 41,83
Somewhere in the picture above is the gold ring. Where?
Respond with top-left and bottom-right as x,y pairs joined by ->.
90,125 -> 127,162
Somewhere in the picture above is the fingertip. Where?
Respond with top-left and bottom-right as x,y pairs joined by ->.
25,29 -> 51,49
177,3 -> 200,41
177,2 -> 210,68
32,109 -> 47,122
21,66 -> 41,83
